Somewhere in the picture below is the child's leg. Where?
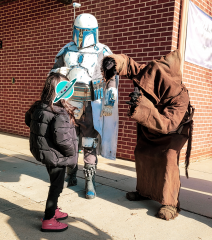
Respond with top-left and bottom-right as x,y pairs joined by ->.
44,166 -> 66,220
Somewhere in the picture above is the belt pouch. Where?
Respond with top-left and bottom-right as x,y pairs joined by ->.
91,79 -> 104,101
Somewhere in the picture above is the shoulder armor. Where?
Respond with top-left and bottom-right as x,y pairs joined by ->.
56,42 -> 76,58
103,45 -> 113,56
93,43 -> 113,56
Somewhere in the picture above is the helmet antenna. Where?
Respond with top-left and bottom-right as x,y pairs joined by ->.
73,2 -> 81,19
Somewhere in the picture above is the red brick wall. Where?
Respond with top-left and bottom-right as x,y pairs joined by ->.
0,0 -> 77,136
0,0 -> 211,162
114,0 -> 180,160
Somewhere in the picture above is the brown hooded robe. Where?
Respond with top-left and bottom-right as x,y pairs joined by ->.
106,50 -> 194,209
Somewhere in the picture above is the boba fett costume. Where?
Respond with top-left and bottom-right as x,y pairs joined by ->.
51,13 -> 119,199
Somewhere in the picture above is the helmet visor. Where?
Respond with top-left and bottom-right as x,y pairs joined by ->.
73,26 -> 98,48
76,27 -> 90,48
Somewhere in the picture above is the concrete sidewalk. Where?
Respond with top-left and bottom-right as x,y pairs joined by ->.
0,132 -> 212,240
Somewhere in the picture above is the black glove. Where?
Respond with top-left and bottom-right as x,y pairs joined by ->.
126,87 -> 141,107
102,57 -> 117,81
126,87 -> 142,116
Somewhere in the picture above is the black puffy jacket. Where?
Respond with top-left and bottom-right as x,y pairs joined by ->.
25,103 -> 78,168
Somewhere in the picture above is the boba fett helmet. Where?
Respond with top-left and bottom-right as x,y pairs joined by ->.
73,13 -> 99,48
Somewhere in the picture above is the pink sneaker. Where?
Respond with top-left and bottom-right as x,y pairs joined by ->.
54,207 -> 68,220
41,217 -> 68,232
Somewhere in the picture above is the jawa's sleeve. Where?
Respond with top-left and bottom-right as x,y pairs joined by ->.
107,54 -> 146,79
131,87 -> 189,134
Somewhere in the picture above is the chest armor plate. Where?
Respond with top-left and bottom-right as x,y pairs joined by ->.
64,51 -> 101,83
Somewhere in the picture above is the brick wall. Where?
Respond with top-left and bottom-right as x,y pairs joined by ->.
0,0 -> 211,162
113,0 -> 180,160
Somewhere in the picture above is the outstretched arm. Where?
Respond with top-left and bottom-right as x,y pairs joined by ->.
102,54 -> 145,82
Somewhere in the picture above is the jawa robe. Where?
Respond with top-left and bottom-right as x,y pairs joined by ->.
108,50 -> 193,209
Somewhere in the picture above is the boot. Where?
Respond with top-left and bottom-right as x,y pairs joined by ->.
156,205 -> 178,220
64,165 -> 78,188
83,163 -> 96,199
41,217 -> 68,232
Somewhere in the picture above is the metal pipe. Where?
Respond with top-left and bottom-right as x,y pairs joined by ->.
73,2 -> 81,20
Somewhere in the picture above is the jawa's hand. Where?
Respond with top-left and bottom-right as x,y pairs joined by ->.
126,87 -> 142,116
102,57 -> 117,82
126,87 -> 142,106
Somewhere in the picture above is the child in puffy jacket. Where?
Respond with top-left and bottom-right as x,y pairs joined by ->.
25,72 -> 78,232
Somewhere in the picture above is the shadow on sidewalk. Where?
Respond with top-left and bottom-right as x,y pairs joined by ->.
0,154 -> 49,183
1,153 -> 212,229
181,175 -> 212,194
106,162 -> 135,172
0,198 -> 112,240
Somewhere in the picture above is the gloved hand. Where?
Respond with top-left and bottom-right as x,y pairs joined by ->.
101,87 -> 117,117
102,57 -> 117,82
126,87 -> 142,116
101,105 -> 113,117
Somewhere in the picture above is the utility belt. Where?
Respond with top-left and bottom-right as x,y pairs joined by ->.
70,79 -> 104,102
71,82 -> 92,101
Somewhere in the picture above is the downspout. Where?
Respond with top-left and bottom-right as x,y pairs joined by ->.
178,0 -> 189,74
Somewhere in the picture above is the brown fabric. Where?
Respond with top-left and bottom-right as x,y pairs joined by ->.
105,50 -> 194,208
108,50 -> 182,104
135,126 -> 189,208
131,87 -> 189,134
